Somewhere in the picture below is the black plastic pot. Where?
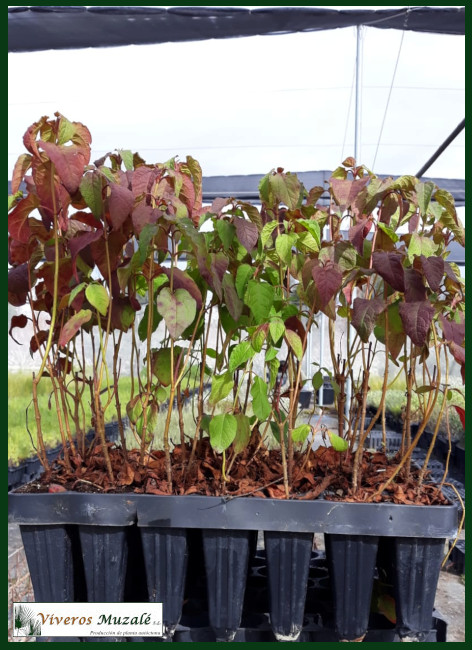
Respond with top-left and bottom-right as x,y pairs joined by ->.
202,529 -> 251,642
19,524 -> 75,602
298,389 -> 312,409
393,537 -> 446,641
366,430 -> 402,454
264,531 -> 313,641
325,534 -> 379,641
140,527 -> 188,639
8,463 -> 27,490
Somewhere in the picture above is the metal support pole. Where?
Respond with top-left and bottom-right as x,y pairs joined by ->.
415,118 -> 465,178
345,25 -> 363,425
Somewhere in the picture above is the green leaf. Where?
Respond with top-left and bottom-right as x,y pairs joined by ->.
416,181 -> 435,217
269,171 -> 301,210
151,347 -> 182,386
138,223 -> 158,264
312,370 -> 324,391
270,418 -> 289,445
298,219 -> 321,248
156,386 -> 168,402
215,220 -> 235,251
285,329 -> 303,360
138,303 -> 161,341
229,341 -> 255,373
416,385 -> 435,394
328,431 -> 349,452
275,233 -> 297,265
233,413 -> 251,454
79,172 -> 103,219
68,282 -> 86,306
119,149 -> 134,171
235,264 -> 254,299
251,376 -> 271,421
267,358 -> 279,389
251,326 -> 266,353
244,280 -> 275,324
292,424 -> 311,443
85,283 -> 109,316
8,191 -> 23,210
209,413 -> 237,453
156,287 -> 197,340
209,371 -> 234,406
200,414 -> 211,434
297,231 -> 320,253
407,232 -> 438,262
261,221 -> 278,247
378,222 -> 399,243
265,347 -> 278,362
269,317 -> 285,344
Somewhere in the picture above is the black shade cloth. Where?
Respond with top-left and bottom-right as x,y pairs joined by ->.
8,6 -> 465,53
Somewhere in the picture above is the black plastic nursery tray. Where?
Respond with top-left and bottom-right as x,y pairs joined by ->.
8,493 -> 458,538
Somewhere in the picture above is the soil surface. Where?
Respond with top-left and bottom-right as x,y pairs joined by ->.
18,438 -> 450,507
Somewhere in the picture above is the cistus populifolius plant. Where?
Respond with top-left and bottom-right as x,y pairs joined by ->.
8,114 -> 465,504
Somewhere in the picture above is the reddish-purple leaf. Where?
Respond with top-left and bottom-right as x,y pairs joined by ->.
453,406 -> 465,430
131,166 -> 161,198
39,141 -> 87,194
449,341 -> 465,367
69,228 -> 103,280
233,217 -> 259,252
58,309 -> 92,347
398,301 -> 435,346
30,330 -> 49,354
90,230 -> 128,277
330,177 -> 369,208
179,173 -> 196,214
439,314 -> 464,345
372,251 -> 405,292
110,296 -> 139,332
8,194 -> 40,244
311,262 -> 343,308
444,262 -> 461,284
32,158 -> 71,230
108,184 -> 134,230
349,218 -> 372,255
210,197 -> 232,215
70,211 -> 100,229
199,253 -> 229,301
404,268 -> 427,302
8,263 -> 30,296
417,255 -> 444,291
36,259 -> 74,299
9,314 -> 28,344
408,211 -> 420,233
8,239 -> 37,265
11,153 -> 33,194
159,267 -> 203,311
131,203 -> 162,236
351,298 -> 385,342
222,274 -> 243,321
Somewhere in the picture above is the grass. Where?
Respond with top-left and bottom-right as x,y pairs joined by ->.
365,385 -> 465,441
8,370 -> 210,464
